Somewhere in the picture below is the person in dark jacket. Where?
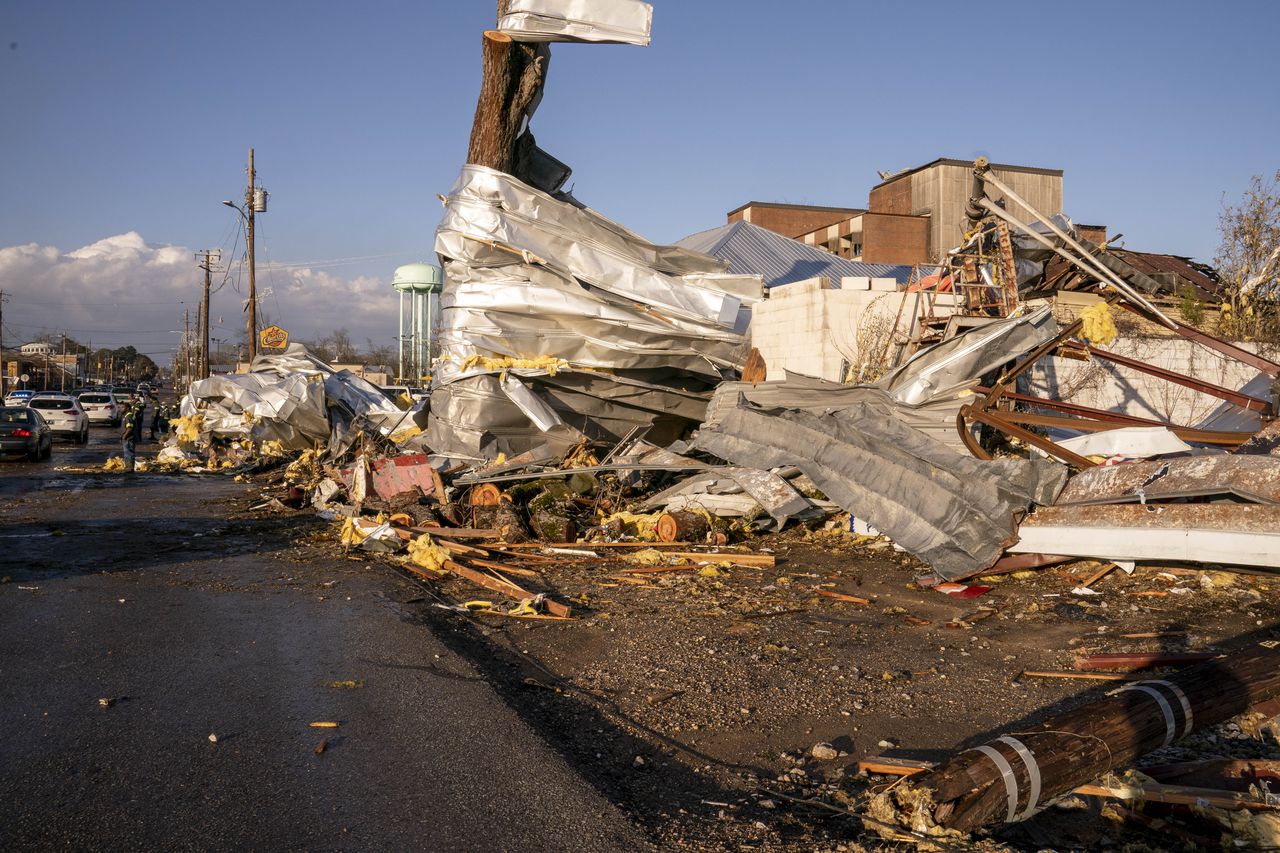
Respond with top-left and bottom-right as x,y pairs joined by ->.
149,396 -> 167,440
121,396 -> 145,471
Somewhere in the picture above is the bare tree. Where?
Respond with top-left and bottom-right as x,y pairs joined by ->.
1217,170 -> 1280,341
329,328 -> 357,363
364,338 -> 396,369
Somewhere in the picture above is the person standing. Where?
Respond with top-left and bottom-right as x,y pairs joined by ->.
149,394 -> 164,440
121,396 -> 145,471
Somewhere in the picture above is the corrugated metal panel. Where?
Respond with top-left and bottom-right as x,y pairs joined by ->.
676,220 -> 917,287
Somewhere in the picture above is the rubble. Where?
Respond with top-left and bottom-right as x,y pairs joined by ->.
123,5 -> 1280,849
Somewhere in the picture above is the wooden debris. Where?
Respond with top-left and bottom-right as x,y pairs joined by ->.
309,721 -> 340,729
410,526 -> 503,539
442,559 -> 571,618
666,551 -> 775,568
860,755 -> 1280,812
657,510 -> 708,543
314,737 -> 329,755
470,483 -> 502,507
869,645 -> 1280,835
462,557 -> 541,578
1019,670 -> 1136,682
741,347 -> 767,385
1079,561 -> 1118,589
497,541 -> 693,549
816,589 -> 872,606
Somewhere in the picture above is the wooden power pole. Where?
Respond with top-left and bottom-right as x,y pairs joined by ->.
0,290 -> 5,395
245,148 -> 258,363
196,250 -> 221,379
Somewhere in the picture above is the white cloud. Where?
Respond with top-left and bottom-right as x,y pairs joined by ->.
0,232 -> 399,362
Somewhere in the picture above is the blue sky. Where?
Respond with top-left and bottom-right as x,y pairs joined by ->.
1,0 -> 1277,358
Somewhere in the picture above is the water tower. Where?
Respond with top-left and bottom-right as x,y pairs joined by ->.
392,262 -> 442,382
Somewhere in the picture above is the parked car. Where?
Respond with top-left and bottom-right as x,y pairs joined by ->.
4,390 -> 35,407
76,391 -> 121,426
0,406 -> 52,461
27,395 -> 89,443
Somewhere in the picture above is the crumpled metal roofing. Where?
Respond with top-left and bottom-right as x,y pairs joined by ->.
676,219 -> 918,287
427,166 -> 763,461
691,398 -> 1067,579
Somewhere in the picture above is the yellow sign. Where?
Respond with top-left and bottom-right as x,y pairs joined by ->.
258,325 -> 289,350
6,361 -> 16,378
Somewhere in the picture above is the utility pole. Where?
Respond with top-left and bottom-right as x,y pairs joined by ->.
183,307 -> 191,387
0,290 -> 5,396
246,148 -> 258,362
60,333 -> 67,392
196,250 -> 221,379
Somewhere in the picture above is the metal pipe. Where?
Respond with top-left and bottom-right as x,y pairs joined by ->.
977,171 -> 1177,329
977,198 -> 1173,327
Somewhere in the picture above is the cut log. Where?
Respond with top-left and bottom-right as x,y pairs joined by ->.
860,755 -> 1280,812
470,483 -> 502,507
870,645 -> 1280,836
529,510 -> 576,543
656,510 -> 708,543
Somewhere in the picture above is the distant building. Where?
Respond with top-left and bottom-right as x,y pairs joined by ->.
20,341 -> 55,356
729,157 -> 1064,267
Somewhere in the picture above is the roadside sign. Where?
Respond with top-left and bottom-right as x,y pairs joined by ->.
259,325 -> 289,350
20,373 -> 29,383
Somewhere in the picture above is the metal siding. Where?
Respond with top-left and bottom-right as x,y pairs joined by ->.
677,220 -> 916,287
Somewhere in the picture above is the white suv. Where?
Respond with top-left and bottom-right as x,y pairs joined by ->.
76,392 -> 121,426
28,395 -> 89,443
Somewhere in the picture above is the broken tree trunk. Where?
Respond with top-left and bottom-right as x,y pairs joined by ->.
656,510 -> 708,543
466,0 -> 549,177
870,645 -> 1280,837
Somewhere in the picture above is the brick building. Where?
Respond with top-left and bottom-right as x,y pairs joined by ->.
730,157 -> 1064,267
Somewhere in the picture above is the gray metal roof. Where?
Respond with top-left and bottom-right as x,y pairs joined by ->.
676,220 -> 917,287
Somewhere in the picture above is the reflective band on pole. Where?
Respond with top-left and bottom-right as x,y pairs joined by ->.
970,744 -> 1019,823
1119,684 -> 1177,746
1140,679 -> 1193,738
997,736 -> 1042,821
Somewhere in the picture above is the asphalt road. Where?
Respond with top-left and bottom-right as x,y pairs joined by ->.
0,427 -> 649,851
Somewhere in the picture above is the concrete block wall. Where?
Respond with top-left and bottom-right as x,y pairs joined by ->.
750,277 -> 928,382
1024,338 -> 1266,429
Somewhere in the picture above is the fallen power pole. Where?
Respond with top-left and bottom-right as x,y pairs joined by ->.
870,644 -> 1280,837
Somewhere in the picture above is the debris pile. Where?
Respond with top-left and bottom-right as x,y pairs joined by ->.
131,3 -> 1280,848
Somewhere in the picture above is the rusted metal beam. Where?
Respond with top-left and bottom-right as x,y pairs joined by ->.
1072,343 -> 1272,413
961,404 -> 1096,468
995,410 -> 1252,448
1119,302 -> 1280,378
981,387 -> 1172,427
